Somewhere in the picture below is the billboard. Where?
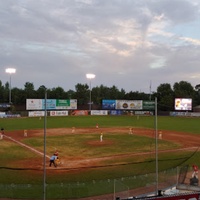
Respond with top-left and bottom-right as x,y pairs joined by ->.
116,100 -> 142,110
102,100 -> 155,110
26,99 -> 77,110
102,100 -> 115,109
143,101 -> 155,110
175,98 -> 192,111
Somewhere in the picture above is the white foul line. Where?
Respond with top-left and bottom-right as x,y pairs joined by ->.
4,134 -> 50,159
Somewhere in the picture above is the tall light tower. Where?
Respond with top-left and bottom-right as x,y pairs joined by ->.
86,73 -> 95,111
5,68 -> 16,104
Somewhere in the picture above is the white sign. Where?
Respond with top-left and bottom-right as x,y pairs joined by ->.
91,110 -> 108,115
28,111 -> 45,117
26,99 -> 43,110
0,112 -> 6,118
50,111 -> 68,116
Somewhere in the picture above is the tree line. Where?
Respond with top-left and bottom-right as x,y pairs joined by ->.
0,80 -> 200,111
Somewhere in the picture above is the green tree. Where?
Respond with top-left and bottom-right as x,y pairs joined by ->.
36,85 -> 47,99
156,83 -> 174,111
109,85 -> 123,99
92,85 -> 126,106
12,88 -> 25,105
49,86 -> 66,99
74,83 -> 89,106
195,84 -> 200,97
24,82 -> 36,99
0,80 -> 5,103
173,81 -> 194,98
0,78 -> 198,110
194,84 -> 200,106
92,85 -> 109,106
66,89 -> 75,99
3,82 -> 9,103
125,91 -> 150,100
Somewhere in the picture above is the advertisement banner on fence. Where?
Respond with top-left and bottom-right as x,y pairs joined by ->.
0,112 -> 6,118
91,110 -> 108,115
67,99 -> 77,109
102,100 -> 116,109
170,112 -> 200,117
50,111 -> 68,116
26,99 -> 43,110
135,111 -> 154,115
116,100 -> 142,110
71,110 -> 88,116
190,112 -> 200,117
0,103 -> 10,108
110,110 -> 123,115
26,99 -> 77,110
42,99 -> 56,109
28,111 -> 45,117
56,99 -> 77,109
143,101 -> 155,110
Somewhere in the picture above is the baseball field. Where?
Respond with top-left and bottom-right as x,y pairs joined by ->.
0,115 -> 200,199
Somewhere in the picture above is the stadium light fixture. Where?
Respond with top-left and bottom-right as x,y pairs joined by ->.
86,73 -> 96,111
5,68 -> 16,104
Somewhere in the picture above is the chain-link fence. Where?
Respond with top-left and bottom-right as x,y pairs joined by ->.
0,167 -> 184,199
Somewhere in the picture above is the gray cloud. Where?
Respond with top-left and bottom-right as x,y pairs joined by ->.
0,0 -> 200,93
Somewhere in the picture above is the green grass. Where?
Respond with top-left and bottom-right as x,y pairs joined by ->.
23,133 -> 179,158
1,115 -> 200,134
0,115 -> 200,199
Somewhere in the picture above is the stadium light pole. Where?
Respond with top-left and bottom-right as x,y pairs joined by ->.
86,73 -> 95,111
5,68 -> 16,104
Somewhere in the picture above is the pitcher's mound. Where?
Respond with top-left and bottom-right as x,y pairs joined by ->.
87,140 -> 114,146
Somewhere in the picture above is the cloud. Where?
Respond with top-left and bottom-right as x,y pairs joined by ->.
0,0 -> 200,93
179,37 -> 200,46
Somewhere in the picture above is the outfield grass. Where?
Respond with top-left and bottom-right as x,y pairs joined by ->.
23,133 -> 180,158
0,115 -> 200,133
0,115 -> 200,199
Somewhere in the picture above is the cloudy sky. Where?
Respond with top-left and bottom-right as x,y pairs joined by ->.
1,0 -> 200,93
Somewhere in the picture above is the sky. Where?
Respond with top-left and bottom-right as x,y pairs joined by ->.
1,0 -> 200,93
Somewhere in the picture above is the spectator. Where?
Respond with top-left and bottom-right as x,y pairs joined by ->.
192,164 -> 198,179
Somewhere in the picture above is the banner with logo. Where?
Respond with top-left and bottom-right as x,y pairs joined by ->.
91,110 -> 108,115
102,99 -> 155,110
26,99 -> 77,110
102,100 -> 116,109
110,110 -> 123,115
143,101 -> 155,110
71,110 -> 88,116
28,111 -> 45,117
50,111 -> 68,116
116,100 -> 142,110
135,111 -> 154,115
